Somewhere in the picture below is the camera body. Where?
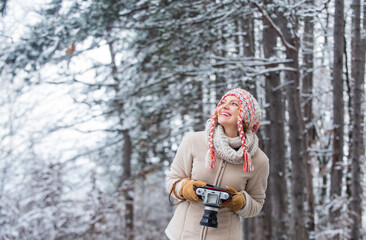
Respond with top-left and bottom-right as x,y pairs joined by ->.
195,185 -> 232,228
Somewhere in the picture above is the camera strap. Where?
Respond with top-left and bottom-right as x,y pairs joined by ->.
169,178 -> 187,205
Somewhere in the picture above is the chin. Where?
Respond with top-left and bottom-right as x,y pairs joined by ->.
218,121 -> 237,129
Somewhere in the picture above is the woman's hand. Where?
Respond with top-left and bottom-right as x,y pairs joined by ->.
179,178 -> 207,202
223,186 -> 246,212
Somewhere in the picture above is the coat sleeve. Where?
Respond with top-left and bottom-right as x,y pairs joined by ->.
236,153 -> 269,218
166,133 -> 194,195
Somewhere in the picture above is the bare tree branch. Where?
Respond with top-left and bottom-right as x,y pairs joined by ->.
251,1 -> 297,52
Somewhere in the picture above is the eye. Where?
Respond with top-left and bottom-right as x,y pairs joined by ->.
232,102 -> 238,106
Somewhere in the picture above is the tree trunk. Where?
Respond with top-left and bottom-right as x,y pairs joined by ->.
276,11 -> 307,240
350,0 -> 364,238
330,0 -> 344,238
302,0 -> 315,237
321,3 -> 331,66
262,12 -> 287,240
122,129 -> 134,240
284,51 -> 307,240
108,39 -> 134,240
242,16 -> 255,58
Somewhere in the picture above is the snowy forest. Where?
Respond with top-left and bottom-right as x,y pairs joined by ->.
0,0 -> 365,239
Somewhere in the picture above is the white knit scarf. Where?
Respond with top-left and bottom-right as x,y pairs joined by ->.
205,120 -> 259,166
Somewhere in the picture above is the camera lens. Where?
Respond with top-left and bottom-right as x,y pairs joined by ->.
199,207 -> 219,228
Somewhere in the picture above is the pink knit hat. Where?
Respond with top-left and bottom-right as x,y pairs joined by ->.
208,88 -> 261,172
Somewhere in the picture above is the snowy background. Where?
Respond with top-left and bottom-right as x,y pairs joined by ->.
0,0 -> 365,240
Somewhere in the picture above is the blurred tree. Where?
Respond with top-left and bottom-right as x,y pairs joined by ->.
0,0 -> 7,16
349,0 -> 365,238
330,0 -> 344,239
302,0 -> 316,237
261,1 -> 288,239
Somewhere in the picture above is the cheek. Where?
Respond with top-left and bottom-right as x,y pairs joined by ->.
232,108 -> 240,117
216,106 -> 223,115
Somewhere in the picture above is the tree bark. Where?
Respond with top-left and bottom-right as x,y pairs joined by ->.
302,0 -> 315,237
121,129 -> 133,240
284,50 -> 307,240
262,11 -> 287,240
276,10 -> 307,240
350,0 -> 365,238
242,16 -> 255,58
330,0 -> 344,238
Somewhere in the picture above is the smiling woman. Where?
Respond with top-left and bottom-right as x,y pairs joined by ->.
165,88 -> 269,240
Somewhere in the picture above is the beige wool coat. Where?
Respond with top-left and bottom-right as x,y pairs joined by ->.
165,131 -> 269,240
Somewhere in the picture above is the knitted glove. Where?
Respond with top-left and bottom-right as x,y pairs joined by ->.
223,186 -> 246,212
179,178 -> 207,202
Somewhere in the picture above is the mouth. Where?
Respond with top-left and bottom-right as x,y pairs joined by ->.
221,111 -> 231,117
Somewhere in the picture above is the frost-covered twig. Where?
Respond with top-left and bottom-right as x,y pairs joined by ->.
251,1 -> 297,52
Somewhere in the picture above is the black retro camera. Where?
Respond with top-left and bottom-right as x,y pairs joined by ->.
195,185 -> 232,228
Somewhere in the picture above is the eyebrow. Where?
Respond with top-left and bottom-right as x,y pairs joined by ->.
223,99 -> 239,104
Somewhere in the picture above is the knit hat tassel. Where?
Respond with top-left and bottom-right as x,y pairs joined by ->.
239,120 -> 254,172
243,151 -> 254,172
209,149 -> 216,168
208,115 -> 217,169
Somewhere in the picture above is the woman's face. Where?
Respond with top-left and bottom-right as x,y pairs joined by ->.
217,96 -> 240,129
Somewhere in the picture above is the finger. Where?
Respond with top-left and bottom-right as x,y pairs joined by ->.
226,186 -> 238,194
193,181 -> 206,187
191,188 -> 200,200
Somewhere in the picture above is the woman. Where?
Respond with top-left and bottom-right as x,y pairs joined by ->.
165,88 -> 269,240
